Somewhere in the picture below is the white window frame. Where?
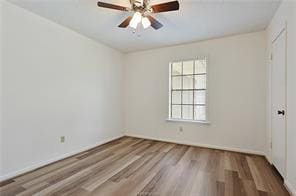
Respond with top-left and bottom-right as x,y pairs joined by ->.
167,57 -> 210,124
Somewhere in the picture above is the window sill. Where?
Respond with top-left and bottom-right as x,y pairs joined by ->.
166,118 -> 210,124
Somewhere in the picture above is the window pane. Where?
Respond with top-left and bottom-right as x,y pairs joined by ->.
172,91 -> 181,104
169,58 -> 208,121
183,75 -> 193,89
182,91 -> 193,104
195,59 -> 207,74
194,106 -> 206,121
183,61 -> 194,75
171,105 -> 181,119
194,90 -> 206,104
182,105 -> 193,120
172,76 -> 182,89
194,75 -> 206,89
172,62 -> 182,75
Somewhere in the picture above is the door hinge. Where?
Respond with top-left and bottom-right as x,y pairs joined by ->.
270,54 -> 273,61
270,142 -> 272,149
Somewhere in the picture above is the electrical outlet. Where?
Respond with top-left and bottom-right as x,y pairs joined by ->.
179,126 -> 183,132
60,136 -> 65,143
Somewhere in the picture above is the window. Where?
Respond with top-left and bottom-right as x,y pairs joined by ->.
169,58 -> 208,122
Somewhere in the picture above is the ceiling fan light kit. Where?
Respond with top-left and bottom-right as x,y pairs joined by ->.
142,17 -> 151,29
129,12 -> 142,29
97,0 -> 180,30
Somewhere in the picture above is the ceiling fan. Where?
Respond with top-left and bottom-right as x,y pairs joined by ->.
97,0 -> 180,30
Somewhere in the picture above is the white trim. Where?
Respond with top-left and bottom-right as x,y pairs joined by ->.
0,132 -> 284,189
284,180 -> 296,196
124,133 -> 265,156
272,27 -> 286,44
0,134 -> 124,182
166,118 -> 210,124
265,153 -> 273,164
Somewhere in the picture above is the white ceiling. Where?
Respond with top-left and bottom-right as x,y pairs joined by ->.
8,0 -> 280,52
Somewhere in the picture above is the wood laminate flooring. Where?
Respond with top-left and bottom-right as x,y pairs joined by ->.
0,137 -> 290,196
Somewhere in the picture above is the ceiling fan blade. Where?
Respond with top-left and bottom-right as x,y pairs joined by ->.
147,15 -> 163,30
151,1 -> 179,13
97,1 -> 128,11
118,16 -> 133,28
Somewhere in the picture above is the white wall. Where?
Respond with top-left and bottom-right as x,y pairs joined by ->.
0,1 -> 124,180
124,31 -> 267,154
266,1 -> 296,194
0,0 -> 3,181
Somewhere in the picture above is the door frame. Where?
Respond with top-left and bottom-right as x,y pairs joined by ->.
270,23 -> 287,178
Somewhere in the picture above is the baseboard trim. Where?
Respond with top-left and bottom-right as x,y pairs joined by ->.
264,153 -> 273,164
0,134 -> 124,182
124,133 -> 265,156
0,133 -> 277,187
285,180 -> 296,196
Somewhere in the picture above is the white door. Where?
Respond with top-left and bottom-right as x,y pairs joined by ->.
271,29 -> 286,178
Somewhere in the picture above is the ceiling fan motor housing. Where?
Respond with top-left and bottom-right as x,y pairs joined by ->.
130,0 -> 151,14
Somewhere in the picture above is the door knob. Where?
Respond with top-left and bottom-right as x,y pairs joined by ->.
277,110 -> 285,115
